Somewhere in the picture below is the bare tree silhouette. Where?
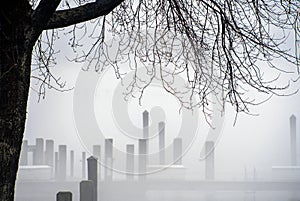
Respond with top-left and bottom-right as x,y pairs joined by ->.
0,0 -> 299,200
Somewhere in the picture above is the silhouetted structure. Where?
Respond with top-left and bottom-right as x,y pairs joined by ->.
80,180 -> 94,201
173,138 -> 183,165
105,139 -> 113,181
82,152 -> 86,179
139,139 -> 147,181
126,144 -> 135,180
159,122 -> 165,165
205,141 -> 215,180
88,156 -> 97,201
290,115 -> 297,166
57,192 -> 72,201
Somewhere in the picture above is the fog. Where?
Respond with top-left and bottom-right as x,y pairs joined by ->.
15,24 -> 300,201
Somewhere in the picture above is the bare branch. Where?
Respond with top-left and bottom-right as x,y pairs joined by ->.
46,0 -> 124,29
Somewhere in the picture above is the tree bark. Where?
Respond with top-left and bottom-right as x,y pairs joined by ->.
0,0 -> 123,200
0,1 -> 33,200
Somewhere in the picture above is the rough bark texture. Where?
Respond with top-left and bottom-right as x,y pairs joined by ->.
0,0 -> 123,200
0,1 -> 33,200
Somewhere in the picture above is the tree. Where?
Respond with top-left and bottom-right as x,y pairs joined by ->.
0,0 -> 299,200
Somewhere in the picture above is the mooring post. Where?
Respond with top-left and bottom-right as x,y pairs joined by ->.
105,139 -> 113,181
70,150 -> 74,178
45,139 -> 54,167
82,152 -> 86,179
205,141 -> 215,180
80,180 -> 94,201
56,191 -> 72,201
173,138 -> 183,165
290,115 -> 297,166
159,122 -> 166,165
33,138 -> 44,165
139,139 -> 147,181
88,156 -> 98,201
58,145 -> 67,180
126,144 -> 135,180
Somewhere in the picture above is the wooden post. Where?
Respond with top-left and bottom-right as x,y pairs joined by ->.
80,180 -> 94,201
58,145 -> 67,180
33,138 -> 44,165
290,115 -> 297,166
56,192 -> 72,201
159,122 -> 165,165
205,141 -> 215,180
105,139 -> 113,181
143,110 -> 149,155
70,150 -> 74,178
173,138 -> 182,165
138,139 -> 147,181
45,139 -> 54,167
88,156 -> 97,201
126,144 -> 134,180
82,152 -> 86,179
55,151 -> 59,179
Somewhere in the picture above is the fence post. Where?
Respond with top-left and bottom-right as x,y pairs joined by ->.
139,139 -> 147,181
173,138 -> 182,165
80,180 -> 94,201
88,156 -> 97,201
82,152 -> 86,179
126,144 -> 134,180
105,139 -> 113,181
58,145 -> 67,180
56,191 -> 72,201
290,115 -> 297,166
45,139 -> 54,167
70,150 -> 74,178
159,122 -> 165,165
33,138 -> 44,165
55,151 -> 59,179
205,141 -> 215,180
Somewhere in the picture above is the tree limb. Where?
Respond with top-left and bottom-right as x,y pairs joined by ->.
26,0 -> 61,48
45,0 -> 125,30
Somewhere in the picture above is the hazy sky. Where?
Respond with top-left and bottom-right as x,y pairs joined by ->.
23,25 -> 300,181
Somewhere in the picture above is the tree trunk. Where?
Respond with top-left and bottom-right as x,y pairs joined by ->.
0,1 -> 33,200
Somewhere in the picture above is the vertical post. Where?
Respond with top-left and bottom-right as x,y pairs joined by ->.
143,110 -> 149,139
20,140 -> 28,165
70,150 -> 74,178
126,144 -> 134,180
143,111 -> 149,153
205,141 -> 215,180
290,115 -> 297,166
93,145 -> 101,182
159,122 -> 165,165
105,139 -> 113,181
173,138 -> 183,165
33,138 -> 44,165
58,145 -> 67,180
45,140 -> 54,167
138,139 -> 147,181
173,138 -> 182,165
80,180 -> 94,201
82,152 -> 86,179
56,192 -> 72,201
88,156 -> 97,201
55,152 -> 59,179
